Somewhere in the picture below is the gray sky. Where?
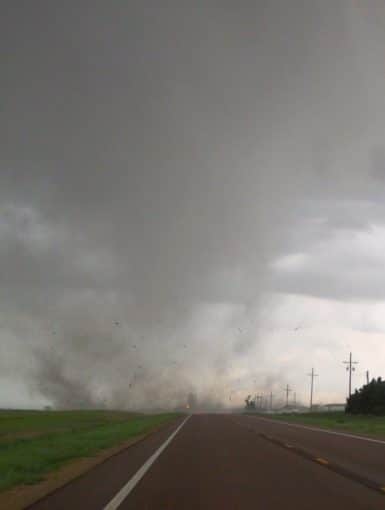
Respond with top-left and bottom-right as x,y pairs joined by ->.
2,1 -> 385,410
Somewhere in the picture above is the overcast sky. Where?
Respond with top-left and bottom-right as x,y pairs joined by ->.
2,1 -> 385,410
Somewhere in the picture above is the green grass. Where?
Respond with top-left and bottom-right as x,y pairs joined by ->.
0,410 -> 139,440
0,410 -> 180,492
269,411 -> 385,438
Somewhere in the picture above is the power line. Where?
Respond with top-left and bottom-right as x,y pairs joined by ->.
307,368 -> 318,411
343,352 -> 358,398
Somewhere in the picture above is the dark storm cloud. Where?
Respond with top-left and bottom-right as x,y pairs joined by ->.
1,2 -> 385,408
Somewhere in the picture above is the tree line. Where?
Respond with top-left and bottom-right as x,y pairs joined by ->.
346,377 -> 385,415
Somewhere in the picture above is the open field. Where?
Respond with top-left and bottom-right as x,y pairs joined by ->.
0,410 -> 179,492
269,411 -> 385,438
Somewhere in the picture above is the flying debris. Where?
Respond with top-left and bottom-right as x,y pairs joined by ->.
114,321 -> 120,326
245,395 -> 256,410
293,322 -> 305,331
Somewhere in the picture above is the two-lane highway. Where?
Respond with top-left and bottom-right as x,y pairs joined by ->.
29,414 -> 385,509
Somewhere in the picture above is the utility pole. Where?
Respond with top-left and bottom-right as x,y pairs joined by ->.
308,368 -> 318,411
284,384 -> 291,407
270,391 -> 273,411
293,392 -> 297,407
366,370 -> 370,385
343,352 -> 358,398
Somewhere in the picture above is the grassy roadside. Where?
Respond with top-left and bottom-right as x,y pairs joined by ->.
0,410 -> 180,492
267,411 -> 385,438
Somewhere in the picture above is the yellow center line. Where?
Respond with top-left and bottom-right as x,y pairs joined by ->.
315,457 -> 329,465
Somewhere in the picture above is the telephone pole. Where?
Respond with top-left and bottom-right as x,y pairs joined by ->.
308,368 -> 318,411
270,391 -> 273,411
343,352 -> 358,398
366,370 -> 370,385
293,392 -> 297,407
284,384 -> 291,407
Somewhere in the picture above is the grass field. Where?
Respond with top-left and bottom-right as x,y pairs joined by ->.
269,411 -> 385,438
0,410 -> 179,492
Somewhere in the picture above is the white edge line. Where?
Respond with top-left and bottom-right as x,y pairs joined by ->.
251,415 -> 385,445
103,415 -> 191,510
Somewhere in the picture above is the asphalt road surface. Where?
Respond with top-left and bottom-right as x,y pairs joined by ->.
29,414 -> 385,510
